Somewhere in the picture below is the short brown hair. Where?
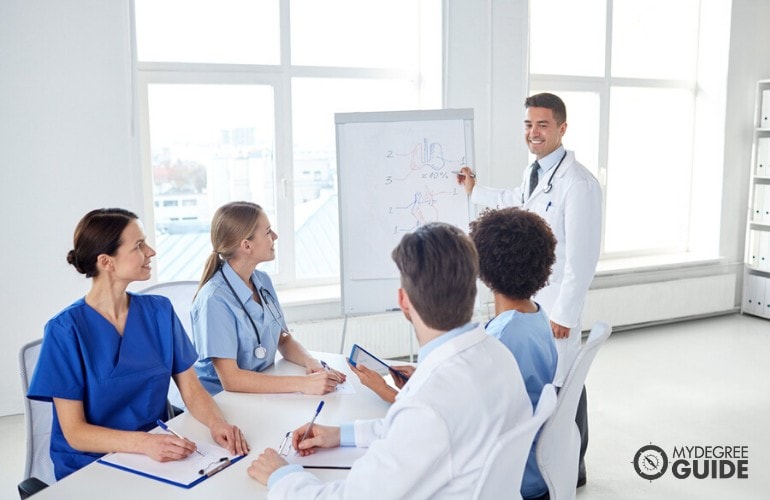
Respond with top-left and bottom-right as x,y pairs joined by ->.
525,92 -> 567,125
67,208 -> 138,278
391,222 -> 478,330
469,208 -> 555,300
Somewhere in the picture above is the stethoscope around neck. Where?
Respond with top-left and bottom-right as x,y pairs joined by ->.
522,150 -> 568,204
218,264 -> 282,360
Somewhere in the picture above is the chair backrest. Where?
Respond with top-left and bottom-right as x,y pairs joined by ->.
139,280 -> 199,337
19,338 -> 56,486
536,321 -> 612,500
140,281 -> 200,410
473,384 -> 558,500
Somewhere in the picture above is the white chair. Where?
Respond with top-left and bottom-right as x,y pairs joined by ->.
139,280 -> 199,337
18,338 -> 55,499
536,321 -> 612,500
140,280 -> 200,411
473,384 -> 558,500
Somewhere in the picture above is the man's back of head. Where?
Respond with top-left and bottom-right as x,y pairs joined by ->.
391,222 -> 478,332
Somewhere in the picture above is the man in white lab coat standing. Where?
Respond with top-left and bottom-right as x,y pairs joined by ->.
458,92 -> 602,488
247,222 -> 532,499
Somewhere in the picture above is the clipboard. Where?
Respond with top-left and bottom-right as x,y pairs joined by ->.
98,441 -> 245,489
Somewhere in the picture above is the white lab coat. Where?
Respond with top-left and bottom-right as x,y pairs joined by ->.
268,326 -> 532,500
471,150 -> 602,385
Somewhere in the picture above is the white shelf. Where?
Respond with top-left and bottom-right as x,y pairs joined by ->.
743,81 -> 770,319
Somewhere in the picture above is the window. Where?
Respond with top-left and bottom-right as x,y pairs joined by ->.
529,0 -> 711,259
134,0 -> 441,284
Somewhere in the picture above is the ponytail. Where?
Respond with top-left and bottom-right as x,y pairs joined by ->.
195,251 -> 222,298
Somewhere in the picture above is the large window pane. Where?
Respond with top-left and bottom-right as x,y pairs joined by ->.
291,78 -> 419,280
148,84 -> 276,281
135,0 -> 280,64
605,87 -> 694,254
136,2 -> 443,287
291,0 -> 424,69
611,0 -> 699,80
530,0 -> 606,77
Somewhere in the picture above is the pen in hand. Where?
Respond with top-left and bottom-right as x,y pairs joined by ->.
156,419 -> 204,456
320,360 -> 342,383
452,170 -> 476,178
278,431 -> 291,456
296,401 -> 325,455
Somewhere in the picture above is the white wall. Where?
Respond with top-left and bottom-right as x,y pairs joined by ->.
0,0 -> 141,415
1,0 -> 768,416
722,0 -> 770,261
444,0 -> 530,184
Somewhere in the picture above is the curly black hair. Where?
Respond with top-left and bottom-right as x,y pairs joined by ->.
469,207 -> 556,300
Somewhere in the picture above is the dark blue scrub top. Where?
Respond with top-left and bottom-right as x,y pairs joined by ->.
27,293 -> 197,480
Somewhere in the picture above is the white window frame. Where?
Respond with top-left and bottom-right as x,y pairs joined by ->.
529,0 -> 728,266
134,0 -> 436,287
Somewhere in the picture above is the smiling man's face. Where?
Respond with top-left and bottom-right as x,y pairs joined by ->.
524,106 -> 567,159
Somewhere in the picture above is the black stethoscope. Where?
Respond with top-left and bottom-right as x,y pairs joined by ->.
219,265 -> 284,359
522,150 -> 568,203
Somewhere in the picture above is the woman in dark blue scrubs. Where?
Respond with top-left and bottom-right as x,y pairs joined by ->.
27,208 -> 249,480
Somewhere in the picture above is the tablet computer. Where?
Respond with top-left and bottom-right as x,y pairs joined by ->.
348,344 -> 409,382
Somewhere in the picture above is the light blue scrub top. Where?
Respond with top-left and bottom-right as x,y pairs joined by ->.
27,294 -> 197,480
191,262 -> 288,395
485,304 -> 557,499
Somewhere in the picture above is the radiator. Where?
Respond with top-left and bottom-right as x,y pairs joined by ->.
290,313 -> 415,360
581,273 -> 737,331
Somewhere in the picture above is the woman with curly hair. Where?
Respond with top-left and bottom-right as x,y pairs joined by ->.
469,207 -> 557,500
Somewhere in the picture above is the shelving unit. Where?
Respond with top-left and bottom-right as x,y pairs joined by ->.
742,80 -> 770,319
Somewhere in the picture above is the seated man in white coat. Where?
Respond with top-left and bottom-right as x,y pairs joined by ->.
248,222 -> 532,499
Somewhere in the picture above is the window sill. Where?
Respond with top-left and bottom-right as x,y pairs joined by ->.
277,283 -> 341,307
595,252 -> 727,277
277,253 -> 729,311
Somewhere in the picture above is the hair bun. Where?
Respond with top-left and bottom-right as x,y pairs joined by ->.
66,249 -> 83,273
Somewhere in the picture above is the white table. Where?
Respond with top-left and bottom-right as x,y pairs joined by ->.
33,352 -> 392,499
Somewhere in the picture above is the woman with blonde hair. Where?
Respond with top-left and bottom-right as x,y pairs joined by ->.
191,201 -> 344,395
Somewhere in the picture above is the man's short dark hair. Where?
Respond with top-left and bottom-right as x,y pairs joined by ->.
525,92 -> 567,124
391,222 -> 478,331
469,208 -> 556,300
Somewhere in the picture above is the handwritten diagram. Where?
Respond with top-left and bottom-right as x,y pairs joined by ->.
337,111 -> 473,290
383,139 -> 465,233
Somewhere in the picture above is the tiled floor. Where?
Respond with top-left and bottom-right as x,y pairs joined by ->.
577,313 -> 770,500
2,313 -> 768,499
